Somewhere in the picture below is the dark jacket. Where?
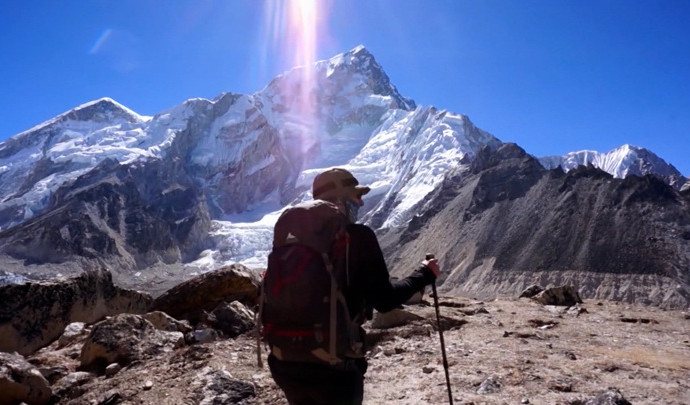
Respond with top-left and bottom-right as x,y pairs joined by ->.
343,223 -> 436,324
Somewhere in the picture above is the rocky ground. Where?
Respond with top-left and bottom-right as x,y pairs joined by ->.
18,294 -> 690,405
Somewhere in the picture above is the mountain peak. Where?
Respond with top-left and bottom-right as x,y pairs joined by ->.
350,44 -> 368,54
66,97 -> 147,124
340,44 -> 371,61
324,45 -> 415,110
9,98 -> 149,141
539,144 -> 687,189
328,45 -> 374,67
614,143 -> 644,154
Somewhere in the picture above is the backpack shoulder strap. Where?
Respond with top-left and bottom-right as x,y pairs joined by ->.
322,252 -> 338,363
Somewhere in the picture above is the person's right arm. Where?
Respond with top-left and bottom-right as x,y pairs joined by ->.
349,224 -> 437,313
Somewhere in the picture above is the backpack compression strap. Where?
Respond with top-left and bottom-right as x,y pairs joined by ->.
322,252 -> 339,365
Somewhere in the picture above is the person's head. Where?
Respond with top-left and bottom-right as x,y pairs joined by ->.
312,168 -> 370,223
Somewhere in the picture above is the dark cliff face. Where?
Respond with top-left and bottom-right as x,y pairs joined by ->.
384,144 -> 690,308
0,158 -> 211,270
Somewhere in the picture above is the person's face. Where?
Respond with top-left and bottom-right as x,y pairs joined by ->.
349,191 -> 365,207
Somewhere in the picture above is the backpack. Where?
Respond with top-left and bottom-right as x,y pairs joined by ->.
257,199 -> 364,366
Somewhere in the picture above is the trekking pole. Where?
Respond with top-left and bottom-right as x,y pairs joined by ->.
427,254 -> 453,405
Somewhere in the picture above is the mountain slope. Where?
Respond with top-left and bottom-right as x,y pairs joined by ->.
0,158 -> 211,292
385,143 -> 690,308
0,98 -> 152,230
0,47 -> 502,273
0,47 -> 416,232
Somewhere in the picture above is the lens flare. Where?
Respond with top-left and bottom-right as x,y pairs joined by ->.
260,0 -> 331,166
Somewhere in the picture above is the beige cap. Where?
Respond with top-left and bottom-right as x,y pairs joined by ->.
312,168 -> 371,200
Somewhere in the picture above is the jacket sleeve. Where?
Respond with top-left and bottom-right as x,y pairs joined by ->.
349,224 -> 436,313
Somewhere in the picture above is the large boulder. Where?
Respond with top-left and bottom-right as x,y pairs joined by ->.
152,264 -> 260,324
208,301 -> 255,337
532,285 -> 583,306
80,313 -> 185,371
370,308 -> 424,329
0,269 -> 152,356
143,311 -> 192,333
0,351 -> 52,405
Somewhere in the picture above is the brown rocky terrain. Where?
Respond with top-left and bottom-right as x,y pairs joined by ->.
2,268 -> 688,405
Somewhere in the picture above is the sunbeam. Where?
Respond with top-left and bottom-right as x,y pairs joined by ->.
258,0 -> 332,166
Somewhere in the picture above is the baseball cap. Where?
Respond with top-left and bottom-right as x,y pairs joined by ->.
312,168 -> 371,200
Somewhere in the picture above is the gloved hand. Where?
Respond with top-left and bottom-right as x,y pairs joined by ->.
422,257 -> 440,278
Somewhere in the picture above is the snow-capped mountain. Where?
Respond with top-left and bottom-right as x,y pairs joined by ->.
0,98 -> 153,229
539,144 -> 687,190
1,46 -> 688,307
0,46 -> 499,273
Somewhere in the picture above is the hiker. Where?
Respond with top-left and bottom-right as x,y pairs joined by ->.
264,167 -> 440,405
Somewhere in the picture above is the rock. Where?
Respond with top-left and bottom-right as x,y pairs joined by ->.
186,328 -> 219,344
80,313 -> 185,371
152,264 -> 260,324
143,311 -> 193,333
422,366 -> 435,374
52,371 -> 95,400
0,351 -> 52,405
97,389 -> 121,405
0,269 -> 152,355
211,301 -> 255,337
567,305 -> 588,317
370,308 -> 424,329
532,285 -> 583,306
519,285 -> 544,298
195,368 -> 256,405
549,378 -> 574,392
584,387 -> 632,405
462,306 -> 490,315
143,380 -> 154,390
38,365 -> 69,385
476,376 -> 502,394
104,363 -> 122,378
57,322 -> 87,348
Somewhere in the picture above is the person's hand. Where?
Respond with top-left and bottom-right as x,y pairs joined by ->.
422,257 -> 440,278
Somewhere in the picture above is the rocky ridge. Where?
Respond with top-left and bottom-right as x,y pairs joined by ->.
0,269 -> 151,356
383,143 -> 690,309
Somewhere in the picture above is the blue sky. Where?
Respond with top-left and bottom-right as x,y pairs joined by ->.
1,0 -> 688,175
